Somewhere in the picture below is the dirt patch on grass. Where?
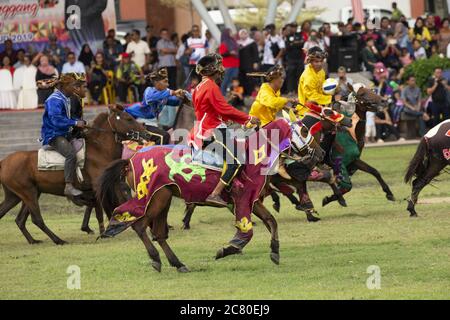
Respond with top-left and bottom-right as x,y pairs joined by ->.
418,197 -> 450,204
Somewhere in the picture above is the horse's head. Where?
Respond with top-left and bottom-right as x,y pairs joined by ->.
107,105 -> 147,141
282,110 -> 325,164
347,83 -> 387,113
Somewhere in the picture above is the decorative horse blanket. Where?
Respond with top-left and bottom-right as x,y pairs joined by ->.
104,119 -> 293,247
425,119 -> 450,162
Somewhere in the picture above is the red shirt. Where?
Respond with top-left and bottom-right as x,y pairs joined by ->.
219,43 -> 240,68
190,77 -> 250,147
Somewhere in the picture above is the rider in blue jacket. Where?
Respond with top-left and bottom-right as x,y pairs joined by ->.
125,68 -> 183,145
40,73 -> 87,197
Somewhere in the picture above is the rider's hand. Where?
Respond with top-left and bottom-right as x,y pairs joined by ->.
288,98 -> 298,106
246,116 -> 260,128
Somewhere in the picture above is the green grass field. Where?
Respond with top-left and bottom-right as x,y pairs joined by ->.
1,145 -> 449,300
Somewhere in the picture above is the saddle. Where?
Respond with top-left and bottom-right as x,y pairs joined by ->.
191,148 -> 224,171
38,139 -> 86,182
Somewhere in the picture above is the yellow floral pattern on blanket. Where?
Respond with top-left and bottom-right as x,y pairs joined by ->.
136,158 -> 158,200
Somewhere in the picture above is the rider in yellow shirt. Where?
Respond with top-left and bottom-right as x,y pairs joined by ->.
249,65 -> 297,126
297,47 -> 332,117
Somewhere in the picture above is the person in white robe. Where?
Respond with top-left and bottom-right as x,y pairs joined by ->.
14,55 -> 38,110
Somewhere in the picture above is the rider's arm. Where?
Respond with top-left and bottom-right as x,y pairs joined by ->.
47,100 -> 77,129
258,85 -> 288,111
208,83 -> 250,125
302,75 -> 332,106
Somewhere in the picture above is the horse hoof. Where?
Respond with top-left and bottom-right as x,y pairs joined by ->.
410,213 -> 418,218
387,194 -> 396,202
338,199 -> 348,207
81,228 -> 95,235
215,248 -> 225,260
30,240 -> 43,245
182,224 -> 191,230
270,252 -> 280,265
307,215 -> 321,222
322,198 -> 330,207
151,261 -> 162,272
56,240 -> 68,246
273,204 -> 280,213
177,266 -> 190,273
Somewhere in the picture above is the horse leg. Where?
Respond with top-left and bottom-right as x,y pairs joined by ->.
252,200 -> 280,265
94,203 -> 105,234
270,191 -> 281,213
150,187 -> 189,273
0,186 -> 21,221
131,217 -> 162,272
21,190 -> 67,245
296,181 -> 320,222
15,204 -> 42,244
181,204 -> 196,230
352,159 -> 395,201
407,160 -> 446,217
81,206 -> 95,234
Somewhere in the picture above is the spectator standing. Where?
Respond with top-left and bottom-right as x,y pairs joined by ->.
156,28 -> 178,89
303,30 -> 325,52
144,25 -> 160,54
219,28 -> 240,95
14,55 -> 38,110
36,54 -> 59,107
238,29 -> 259,96
427,67 -> 450,126
176,34 -> 191,80
391,2 -> 404,22
361,38 -> 381,72
127,29 -> 151,69
44,34 -> 66,72
14,49 -> 26,69
402,75 -> 426,136
123,33 -> 132,52
78,44 -> 94,68
335,67 -> 353,101
0,39 -> 18,66
262,24 -> 285,71
62,52 -> 86,74
116,53 -> 143,103
284,23 -> 306,95
104,36 -> 123,69
205,30 -> 218,54
186,25 -> 209,73
103,29 -> 122,52
438,18 -> 450,55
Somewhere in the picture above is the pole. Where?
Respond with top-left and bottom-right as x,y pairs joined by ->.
216,0 -> 237,34
265,0 -> 278,26
286,0 -> 305,24
190,0 -> 221,42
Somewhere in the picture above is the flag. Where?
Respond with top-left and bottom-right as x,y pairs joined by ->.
351,0 -> 364,24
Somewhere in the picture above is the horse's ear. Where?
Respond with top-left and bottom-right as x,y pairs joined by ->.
347,82 -> 354,93
116,104 -> 125,112
288,109 -> 298,123
108,105 -> 117,114
282,110 -> 291,122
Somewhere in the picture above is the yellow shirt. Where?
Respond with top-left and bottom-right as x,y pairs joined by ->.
297,64 -> 332,117
249,83 -> 288,126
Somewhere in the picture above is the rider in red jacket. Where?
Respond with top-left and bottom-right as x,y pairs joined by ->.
191,54 -> 260,206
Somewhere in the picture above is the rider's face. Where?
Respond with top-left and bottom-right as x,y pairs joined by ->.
154,78 -> 169,91
69,82 -> 87,99
310,58 -> 324,72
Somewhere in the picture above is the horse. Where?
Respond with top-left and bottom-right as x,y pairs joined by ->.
0,105 -> 148,245
321,83 -> 396,206
97,118 -> 325,272
405,119 -> 450,217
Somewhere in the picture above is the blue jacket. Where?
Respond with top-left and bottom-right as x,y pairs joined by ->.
125,87 -> 180,120
41,90 -> 77,145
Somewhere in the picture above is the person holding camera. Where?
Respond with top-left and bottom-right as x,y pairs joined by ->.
116,53 -> 144,103
427,67 -> 450,126
261,24 -> 285,72
381,32 -> 401,70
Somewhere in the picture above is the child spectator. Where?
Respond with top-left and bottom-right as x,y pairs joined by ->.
228,78 -> 244,108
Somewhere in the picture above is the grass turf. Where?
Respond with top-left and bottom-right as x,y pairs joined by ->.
0,145 -> 449,300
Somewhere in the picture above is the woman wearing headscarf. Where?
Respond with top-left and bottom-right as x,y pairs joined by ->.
78,44 -> 94,68
35,54 -> 59,107
409,17 -> 432,48
394,22 -> 409,49
219,28 -> 240,95
237,29 -> 259,96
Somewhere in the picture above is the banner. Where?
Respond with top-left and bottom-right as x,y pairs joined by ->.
0,0 -> 116,52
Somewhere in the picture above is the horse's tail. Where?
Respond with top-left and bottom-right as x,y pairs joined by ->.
405,139 -> 428,184
97,159 -> 129,216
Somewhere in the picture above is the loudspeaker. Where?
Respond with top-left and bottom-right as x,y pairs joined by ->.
328,34 -> 360,73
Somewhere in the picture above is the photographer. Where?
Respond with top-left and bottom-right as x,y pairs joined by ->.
284,23 -> 306,95
427,67 -> 450,126
381,32 -> 401,70
116,53 -> 144,103
261,24 -> 285,72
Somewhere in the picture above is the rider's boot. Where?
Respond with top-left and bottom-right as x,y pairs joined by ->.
205,180 -> 228,207
64,183 -> 83,197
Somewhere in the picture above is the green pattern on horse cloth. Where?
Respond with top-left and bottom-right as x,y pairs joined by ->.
333,131 -> 361,191
165,151 -> 207,183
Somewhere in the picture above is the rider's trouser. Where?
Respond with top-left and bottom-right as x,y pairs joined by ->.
206,127 -> 242,186
50,136 -> 77,184
144,124 -> 170,145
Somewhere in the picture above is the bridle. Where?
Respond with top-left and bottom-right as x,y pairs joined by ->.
285,122 -> 317,161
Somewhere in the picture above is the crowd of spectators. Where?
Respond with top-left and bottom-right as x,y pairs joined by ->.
1,3 -> 450,141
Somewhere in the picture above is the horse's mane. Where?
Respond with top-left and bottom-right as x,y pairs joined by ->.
91,112 -> 109,128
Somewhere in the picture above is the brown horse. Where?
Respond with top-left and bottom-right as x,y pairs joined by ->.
98,119 -> 325,272
0,105 -> 147,245
405,120 -> 450,217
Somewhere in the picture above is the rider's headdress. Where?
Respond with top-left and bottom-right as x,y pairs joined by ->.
37,72 -> 86,89
247,64 -> 284,82
147,68 -> 168,82
306,46 -> 327,64
196,53 -> 225,77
